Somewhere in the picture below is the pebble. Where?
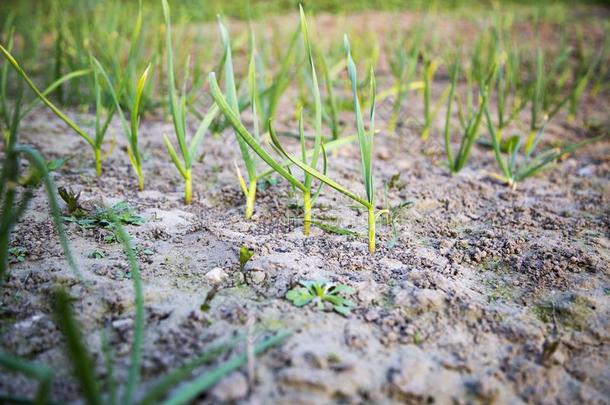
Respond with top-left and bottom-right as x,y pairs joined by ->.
205,267 -> 228,284
112,318 -> 133,331
248,270 -> 267,284
364,309 -> 380,322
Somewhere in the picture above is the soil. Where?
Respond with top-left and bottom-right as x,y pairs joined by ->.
1,10 -> 609,405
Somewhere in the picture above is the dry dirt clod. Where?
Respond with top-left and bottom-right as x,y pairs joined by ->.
210,371 -> 250,402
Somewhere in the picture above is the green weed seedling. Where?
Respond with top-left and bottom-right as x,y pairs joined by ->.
59,192 -> 146,235
161,0 -> 219,204
382,179 -> 413,249
58,186 -> 86,218
89,249 -> 105,259
309,220 -> 361,237
8,246 -> 26,263
286,280 -> 355,316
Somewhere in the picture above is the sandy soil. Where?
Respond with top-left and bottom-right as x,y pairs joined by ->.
1,12 -> 609,405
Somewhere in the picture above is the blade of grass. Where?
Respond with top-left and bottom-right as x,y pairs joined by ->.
136,335 -> 245,405
0,351 -> 53,405
52,288 -> 102,405
159,331 -> 291,405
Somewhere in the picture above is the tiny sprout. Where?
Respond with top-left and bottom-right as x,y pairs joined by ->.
89,249 -> 105,259
58,187 -> 85,218
239,246 -> 254,270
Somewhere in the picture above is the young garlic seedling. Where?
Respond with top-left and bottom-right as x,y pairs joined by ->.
297,4 -> 324,235
526,47 -> 593,154
0,84 -> 81,283
443,58 -> 496,174
0,45 -> 111,176
93,58 -> 150,191
484,105 -> 599,188
161,0 -> 219,204
319,50 -> 340,140
90,55 -> 117,177
209,6 -> 326,235
218,17 -> 260,219
491,46 -> 528,142
387,35 -> 419,132
265,35 -> 379,252
421,57 -> 450,140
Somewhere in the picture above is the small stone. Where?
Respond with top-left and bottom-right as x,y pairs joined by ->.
386,331 -> 399,342
577,165 -> 595,177
210,371 -> 249,401
249,270 -> 266,284
364,309 -> 380,322
551,349 -> 566,365
112,318 -> 133,331
205,267 -> 228,284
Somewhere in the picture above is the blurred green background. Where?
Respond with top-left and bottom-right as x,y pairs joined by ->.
2,0 -> 609,22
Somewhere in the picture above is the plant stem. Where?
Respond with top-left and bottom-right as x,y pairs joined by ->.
303,190 -> 312,236
0,180 -> 17,280
137,169 -> 144,191
94,148 -> 102,177
245,180 -> 257,219
496,127 -> 503,143
367,206 -> 375,253
184,168 -> 192,204
421,126 -> 430,141
524,129 -> 536,154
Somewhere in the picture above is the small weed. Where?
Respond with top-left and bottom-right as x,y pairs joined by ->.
62,201 -> 145,230
8,246 -> 26,263
386,172 -> 405,191
136,247 -> 154,257
257,177 -> 278,191
58,187 -> 86,217
533,294 -> 594,331
286,280 -> 355,316
103,233 -> 118,244
88,249 -> 105,259
485,279 -> 512,303
381,182 -> 413,248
